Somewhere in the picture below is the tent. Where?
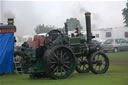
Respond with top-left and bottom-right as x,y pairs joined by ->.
0,24 -> 16,74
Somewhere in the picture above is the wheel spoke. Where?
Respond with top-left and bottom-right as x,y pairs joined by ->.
60,66 -> 63,76
63,56 -> 70,61
84,64 -> 87,69
100,56 -> 104,61
95,64 -> 98,69
101,64 -> 105,69
50,64 -> 56,69
77,58 -> 81,64
63,63 -> 70,69
50,61 -> 57,64
61,66 -> 66,72
54,53 -> 59,60
98,65 -> 101,71
50,55 -> 56,61
97,54 -> 100,60
62,52 -> 67,59
64,61 -> 71,64
83,65 -> 84,70
60,66 -> 66,76
60,50 -> 63,59
80,57 -> 83,61
56,66 -> 59,73
53,66 -> 58,72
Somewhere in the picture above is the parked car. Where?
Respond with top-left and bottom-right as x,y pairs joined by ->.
92,40 -> 101,46
126,40 -> 128,43
102,38 -> 128,53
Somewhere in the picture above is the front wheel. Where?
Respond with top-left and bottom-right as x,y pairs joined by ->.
88,51 -> 109,74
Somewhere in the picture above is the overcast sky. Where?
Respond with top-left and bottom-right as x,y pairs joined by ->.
0,1 -> 127,36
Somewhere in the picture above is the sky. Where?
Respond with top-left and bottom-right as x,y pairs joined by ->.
0,0 -> 127,36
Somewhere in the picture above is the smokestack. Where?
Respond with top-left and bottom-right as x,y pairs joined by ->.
85,12 -> 93,43
8,18 -> 14,25
64,22 -> 68,36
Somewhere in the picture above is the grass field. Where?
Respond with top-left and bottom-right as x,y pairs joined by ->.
0,51 -> 128,85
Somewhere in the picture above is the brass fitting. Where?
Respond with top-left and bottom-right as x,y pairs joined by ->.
85,12 -> 91,16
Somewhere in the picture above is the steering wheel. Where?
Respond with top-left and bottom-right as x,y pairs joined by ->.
44,30 -> 63,45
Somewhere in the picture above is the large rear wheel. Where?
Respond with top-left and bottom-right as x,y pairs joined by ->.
44,46 -> 76,79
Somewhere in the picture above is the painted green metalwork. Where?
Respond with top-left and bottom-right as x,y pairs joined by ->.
16,12 -> 109,79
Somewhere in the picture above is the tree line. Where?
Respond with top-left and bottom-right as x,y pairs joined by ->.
122,1 -> 128,27
34,18 -> 82,34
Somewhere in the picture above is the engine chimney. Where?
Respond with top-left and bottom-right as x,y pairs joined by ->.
85,12 -> 93,43
64,22 -> 68,36
8,18 -> 14,25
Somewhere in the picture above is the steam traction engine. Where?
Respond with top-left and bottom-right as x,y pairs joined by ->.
18,12 -> 109,79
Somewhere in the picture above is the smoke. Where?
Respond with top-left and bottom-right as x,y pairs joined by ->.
69,2 -> 100,31
3,10 -> 15,19
74,2 -> 89,30
80,8 -> 88,13
79,7 -> 99,30
2,9 -> 15,24
1,1 -> 125,36
78,3 -> 99,30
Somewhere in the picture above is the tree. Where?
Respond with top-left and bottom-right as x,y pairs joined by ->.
34,24 -> 55,34
122,1 -> 128,27
66,18 -> 82,31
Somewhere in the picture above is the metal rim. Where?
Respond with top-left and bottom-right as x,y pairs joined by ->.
47,47 -> 76,79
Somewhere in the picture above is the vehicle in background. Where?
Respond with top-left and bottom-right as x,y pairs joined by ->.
102,38 -> 128,53
92,40 -> 101,46
126,40 -> 128,43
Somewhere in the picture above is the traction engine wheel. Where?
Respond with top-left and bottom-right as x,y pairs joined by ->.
89,51 -> 109,74
76,56 -> 89,73
44,46 -> 76,79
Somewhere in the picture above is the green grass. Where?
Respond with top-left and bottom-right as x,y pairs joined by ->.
0,51 -> 128,85
107,51 -> 128,57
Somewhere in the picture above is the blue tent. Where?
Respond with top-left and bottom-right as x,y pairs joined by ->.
0,33 -> 14,74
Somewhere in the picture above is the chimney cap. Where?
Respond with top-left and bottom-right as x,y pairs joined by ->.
85,12 -> 91,16
8,18 -> 14,25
